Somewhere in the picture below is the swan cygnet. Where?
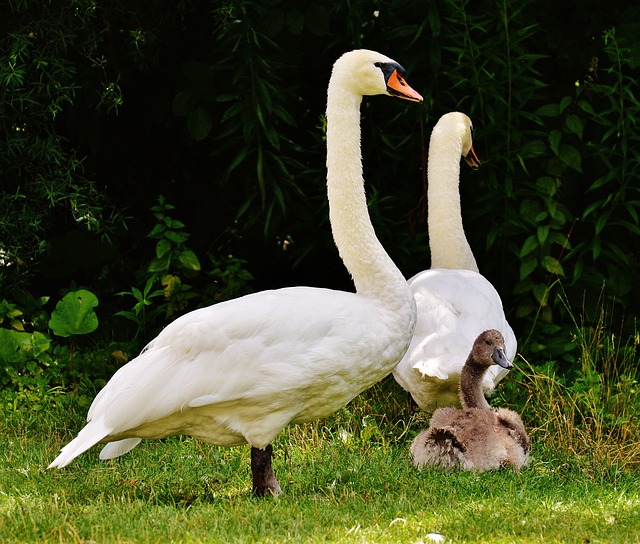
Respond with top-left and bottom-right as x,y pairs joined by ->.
48,50 -> 423,497
392,112 -> 517,411
410,329 -> 530,471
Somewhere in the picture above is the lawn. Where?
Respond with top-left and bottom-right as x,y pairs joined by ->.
2,377 -> 639,543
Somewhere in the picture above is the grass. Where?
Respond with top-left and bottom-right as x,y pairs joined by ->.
2,371 -> 640,544
2,310 -> 640,543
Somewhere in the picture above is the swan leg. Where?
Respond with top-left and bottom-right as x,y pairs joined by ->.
250,445 -> 281,497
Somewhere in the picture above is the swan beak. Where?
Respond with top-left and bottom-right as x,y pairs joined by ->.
386,70 -> 424,103
463,145 -> 481,169
492,346 -> 513,370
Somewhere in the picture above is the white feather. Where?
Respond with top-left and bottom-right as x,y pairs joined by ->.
100,438 -> 142,460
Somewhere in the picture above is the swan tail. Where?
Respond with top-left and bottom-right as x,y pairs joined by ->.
48,420 -> 110,469
99,438 -> 142,460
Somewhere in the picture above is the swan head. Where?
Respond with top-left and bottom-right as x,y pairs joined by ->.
471,329 -> 513,370
434,112 -> 480,168
331,49 -> 423,102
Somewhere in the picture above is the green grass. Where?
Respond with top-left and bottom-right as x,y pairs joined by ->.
2,376 -> 640,544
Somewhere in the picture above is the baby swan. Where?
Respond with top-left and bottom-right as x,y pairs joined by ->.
410,329 -> 530,471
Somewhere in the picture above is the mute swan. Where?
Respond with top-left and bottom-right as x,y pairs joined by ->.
410,329 -> 530,471
392,112 -> 516,411
48,49 -> 422,496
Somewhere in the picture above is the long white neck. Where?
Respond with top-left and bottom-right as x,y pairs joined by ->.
325,80 -> 414,314
427,123 -> 479,272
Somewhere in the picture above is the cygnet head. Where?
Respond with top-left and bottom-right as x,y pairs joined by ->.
433,112 -> 481,168
471,329 -> 513,371
331,49 -> 423,102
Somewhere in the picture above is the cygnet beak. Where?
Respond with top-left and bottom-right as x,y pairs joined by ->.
492,346 -> 513,369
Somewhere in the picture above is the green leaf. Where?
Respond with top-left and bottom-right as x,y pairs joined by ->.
536,176 -> 557,196
532,284 -> 549,305
595,210 -> 611,235
537,225 -> 549,245
535,104 -> 560,117
167,218 -> 185,229
172,90 -> 195,117
0,329 -> 35,363
565,114 -> 583,139
148,255 -> 170,273
4,329 -> 52,360
49,290 -> 99,337
583,201 -> 603,220
548,130 -> 561,156
534,211 -> 548,222
572,258 -> 584,283
187,107 -> 212,141
131,287 -> 143,301
164,230 -> 189,243
578,100 -> 595,115
520,235 -> 538,257
625,201 -> 640,223
558,144 -> 582,172
428,0 -> 441,36
592,236 -> 602,260
177,249 -> 201,271
148,223 -> 166,238
559,96 -> 572,113
156,238 -> 171,259
520,256 -> 537,280
541,255 -> 564,276
226,147 -> 250,176
518,139 -> 547,158
220,101 -> 245,124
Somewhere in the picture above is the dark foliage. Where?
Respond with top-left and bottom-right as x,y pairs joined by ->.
1,0 -> 639,389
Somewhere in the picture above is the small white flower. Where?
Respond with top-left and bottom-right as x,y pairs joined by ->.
425,533 -> 445,543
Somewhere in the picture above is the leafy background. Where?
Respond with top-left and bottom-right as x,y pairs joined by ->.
1,0 -> 639,389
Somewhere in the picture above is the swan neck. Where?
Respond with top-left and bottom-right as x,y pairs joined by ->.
325,83 -> 413,308
427,126 -> 479,272
459,357 -> 491,409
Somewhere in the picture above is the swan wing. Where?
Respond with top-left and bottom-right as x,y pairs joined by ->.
393,269 -> 516,410
67,286 -> 405,452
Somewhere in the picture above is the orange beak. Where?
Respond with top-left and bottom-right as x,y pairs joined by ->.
386,70 -> 423,103
464,145 -> 481,169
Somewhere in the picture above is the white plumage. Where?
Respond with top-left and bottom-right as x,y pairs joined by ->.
392,112 -> 516,411
49,49 -> 422,496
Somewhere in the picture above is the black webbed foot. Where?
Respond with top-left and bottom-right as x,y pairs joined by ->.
250,445 -> 282,497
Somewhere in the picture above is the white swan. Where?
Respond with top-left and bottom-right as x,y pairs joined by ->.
48,49 -> 422,496
410,329 -> 530,471
392,112 -> 516,411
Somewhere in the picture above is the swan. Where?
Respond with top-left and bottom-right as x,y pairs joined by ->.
410,329 -> 530,471
48,49 -> 422,496
392,112 -> 516,411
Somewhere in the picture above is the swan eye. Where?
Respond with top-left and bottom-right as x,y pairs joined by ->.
375,61 -> 407,79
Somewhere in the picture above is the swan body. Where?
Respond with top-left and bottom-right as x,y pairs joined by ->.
392,112 -> 516,411
410,329 -> 530,471
49,49 -> 422,495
